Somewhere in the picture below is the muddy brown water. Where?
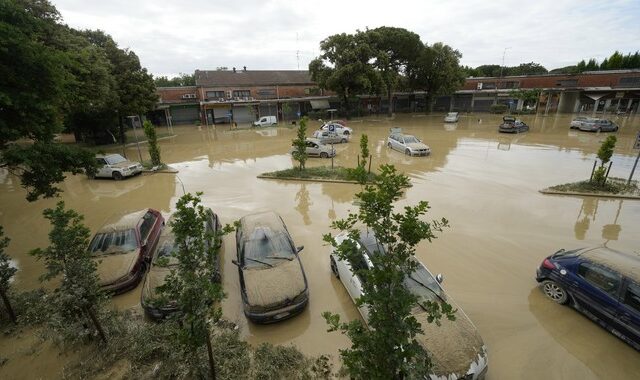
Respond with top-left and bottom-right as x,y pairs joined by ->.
2,113 -> 640,379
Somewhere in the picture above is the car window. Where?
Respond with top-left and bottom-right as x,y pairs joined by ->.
578,262 -> 621,296
350,250 -> 370,285
97,158 -> 107,165
404,136 -> 419,144
89,229 -> 137,255
139,211 -> 158,243
105,155 -> 127,165
243,229 -> 294,267
404,263 -> 445,302
623,282 -> 640,314
154,239 -> 179,266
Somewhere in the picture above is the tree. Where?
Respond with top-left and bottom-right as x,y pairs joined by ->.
154,73 -> 196,87
292,117 -> 309,171
0,226 -> 17,323
407,42 -> 466,112
365,27 -> 423,116
592,136 -> 617,185
0,0 -> 98,200
509,88 -> 541,109
30,202 -> 107,342
143,120 -> 162,166
323,165 -> 454,379
309,32 -> 379,118
157,193 -> 234,379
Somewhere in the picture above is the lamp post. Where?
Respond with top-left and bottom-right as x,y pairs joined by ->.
127,115 -> 144,164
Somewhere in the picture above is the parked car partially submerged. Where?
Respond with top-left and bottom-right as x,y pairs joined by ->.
93,154 -> 143,180
320,122 -> 352,135
141,209 -> 222,320
577,118 -> 619,132
313,130 -> 349,144
253,116 -> 277,127
89,209 -> 164,294
444,112 -> 459,123
330,230 -> 489,379
234,211 -> 309,323
387,129 -> 430,156
570,116 -> 589,129
290,138 -> 336,158
498,116 -> 529,133
536,246 -> 640,351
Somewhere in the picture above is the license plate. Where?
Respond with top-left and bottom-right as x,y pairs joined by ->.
274,312 -> 290,320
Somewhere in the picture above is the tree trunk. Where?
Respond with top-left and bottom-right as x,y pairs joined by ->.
1,289 -> 16,324
205,328 -> 217,380
118,115 -> 126,144
85,305 -> 107,343
387,87 -> 393,117
342,93 -> 351,120
425,95 -> 434,114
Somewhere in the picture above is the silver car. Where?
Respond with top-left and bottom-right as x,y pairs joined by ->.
577,118 -> 619,132
444,112 -> 459,123
313,130 -> 349,144
290,138 -> 336,158
387,132 -> 430,156
93,154 -> 143,180
329,230 -> 489,380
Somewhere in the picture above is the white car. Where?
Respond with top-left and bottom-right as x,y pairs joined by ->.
329,230 -> 489,380
444,112 -> 459,123
313,130 -> 350,144
290,138 -> 336,158
320,122 -> 352,135
93,154 -> 143,180
253,116 -> 277,127
387,132 -> 430,156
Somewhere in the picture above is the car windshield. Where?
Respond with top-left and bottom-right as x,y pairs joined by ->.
404,264 -> 446,302
153,239 -> 179,266
447,113 -> 457,117
243,228 -> 294,268
105,155 -> 127,165
89,229 -> 137,255
404,136 -> 419,144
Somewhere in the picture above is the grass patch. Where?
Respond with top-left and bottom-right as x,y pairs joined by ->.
261,166 -> 378,183
546,177 -> 640,196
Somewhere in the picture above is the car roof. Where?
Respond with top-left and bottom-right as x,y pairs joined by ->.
238,211 -> 286,239
98,209 -> 149,233
95,153 -> 123,159
579,247 -> 640,283
306,138 -> 321,144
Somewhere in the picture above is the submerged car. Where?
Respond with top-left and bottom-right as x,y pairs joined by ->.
536,246 -> 640,351
577,118 -> 619,132
141,209 -> 222,320
313,130 -> 349,144
329,230 -> 489,379
387,130 -> 430,156
320,122 -> 352,135
570,116 -> 589,129
444,112 -> 460,123
93,154 -> 143,180
89,209 -> 164,294
498,116 -> 529,133
290,138 -> 336,158
234,211 -> 309,323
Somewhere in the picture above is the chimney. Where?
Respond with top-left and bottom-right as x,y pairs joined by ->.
233,67 -> 236,73
243,66 -> 247,72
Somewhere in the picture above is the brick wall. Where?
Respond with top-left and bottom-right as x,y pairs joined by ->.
463,71 -> 640,91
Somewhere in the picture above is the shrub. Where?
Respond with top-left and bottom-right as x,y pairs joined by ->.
490,104 -> 508,114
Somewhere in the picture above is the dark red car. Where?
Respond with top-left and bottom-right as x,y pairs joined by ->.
89,208 -> 164,294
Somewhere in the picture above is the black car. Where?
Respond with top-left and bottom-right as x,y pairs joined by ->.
536,247 -> 640,351
233,211 -> 308,323
498,116 -> 529,133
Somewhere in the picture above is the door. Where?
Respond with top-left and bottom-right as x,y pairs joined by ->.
306,141 -> 319,156
343,251 -> 370,321
96,158 -> 111,178
570,262 -> 622,329
619,280 -> 640,346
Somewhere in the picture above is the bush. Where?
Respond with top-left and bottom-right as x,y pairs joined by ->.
490,104 -> 508,114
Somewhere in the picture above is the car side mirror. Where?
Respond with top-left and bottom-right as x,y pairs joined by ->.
231,259 -> 240,267
435,273 -> 444,284
296,246 -> 304,253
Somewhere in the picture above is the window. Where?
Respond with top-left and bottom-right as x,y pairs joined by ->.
501,81 -> 519,89
89,229 -> 137,255
480,82 -> 496,90
206,91 -> 225,99
623,282 -> 640,313
557,79 -> 578,87
96,158 -> 107,165
619,77 -> 640,87
232,90 -> 251,98
139,212 -> 158,243
257,89 -> 276,96
578,262 -> 621,296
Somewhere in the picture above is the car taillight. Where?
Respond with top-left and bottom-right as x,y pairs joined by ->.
542,258 -> 555,270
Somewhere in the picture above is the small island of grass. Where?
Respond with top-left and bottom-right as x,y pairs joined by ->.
541,177 -> 640,199
259,166 -> 378,184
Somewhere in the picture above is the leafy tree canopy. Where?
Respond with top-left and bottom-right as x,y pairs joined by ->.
154,73 -> 196,87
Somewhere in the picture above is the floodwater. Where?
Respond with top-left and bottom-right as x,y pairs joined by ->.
2,113 -> 640,379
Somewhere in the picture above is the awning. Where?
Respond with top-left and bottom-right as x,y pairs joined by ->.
310,100 -> 330,109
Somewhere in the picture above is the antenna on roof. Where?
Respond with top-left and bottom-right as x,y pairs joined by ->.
296,32 -> 300,70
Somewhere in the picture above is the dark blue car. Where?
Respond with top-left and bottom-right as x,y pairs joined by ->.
536,247 -> 640,351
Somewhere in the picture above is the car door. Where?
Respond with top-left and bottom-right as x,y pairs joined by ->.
96,158 -> 110,177
389,135 -> 399,151
306,141 -> 319,156
138,211 -> 161,260
569,261 -> 622,329
618,280 -> 640,346
341,249 -> 370,321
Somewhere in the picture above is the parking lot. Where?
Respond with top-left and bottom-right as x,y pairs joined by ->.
2,113 -> 640,379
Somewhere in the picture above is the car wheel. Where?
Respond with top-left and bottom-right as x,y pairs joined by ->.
330,256 -> 339,278
405,148 -> 411,156
387,142 -> 392,148
542,280 -> 569,304
597,127 -> 602,133
320,152 -> 328,158
112,171 -> 123,180
341,138 -> 347,143
344,131 -> 350,135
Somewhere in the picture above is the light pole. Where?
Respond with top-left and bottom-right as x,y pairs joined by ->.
127,115 -> 144,164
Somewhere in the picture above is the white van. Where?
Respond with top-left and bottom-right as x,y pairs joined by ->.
253,116 -> 277,127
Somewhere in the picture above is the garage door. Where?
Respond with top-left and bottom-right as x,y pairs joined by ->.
170,105 -> 199,124
232,105 -> 254,124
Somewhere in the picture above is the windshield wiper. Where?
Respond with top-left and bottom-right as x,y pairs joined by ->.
408,275 -> 448,305
244,258 -> 274,268
266,255 -> 293,261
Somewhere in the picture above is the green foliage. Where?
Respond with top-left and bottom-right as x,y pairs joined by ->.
509,88 -> 541,105
359,134 -> 370,168
597,135 -> 617,165
548,178 -> 639,195
323,164 -> 452,379
466,62 -> 547,77
0,226 -> 15,293
490,104 -> 508,114
29,201 -> 107,342
292,117 -> 309,170
143,120 -> 162,166
154,73 -> 195,87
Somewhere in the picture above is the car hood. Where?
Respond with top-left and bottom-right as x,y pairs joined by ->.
413,305 -> 486,378
94,249 -> 139,285
111,161 -> 140,169
243,259 -> 306,308
407,142 -> 429,150
142,265 -> 173,302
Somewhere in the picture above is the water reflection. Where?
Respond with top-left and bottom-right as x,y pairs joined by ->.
573,198 -> 623,241
295,184 -> 311,225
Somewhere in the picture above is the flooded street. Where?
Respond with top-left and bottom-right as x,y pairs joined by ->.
2,113 -> 640,379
